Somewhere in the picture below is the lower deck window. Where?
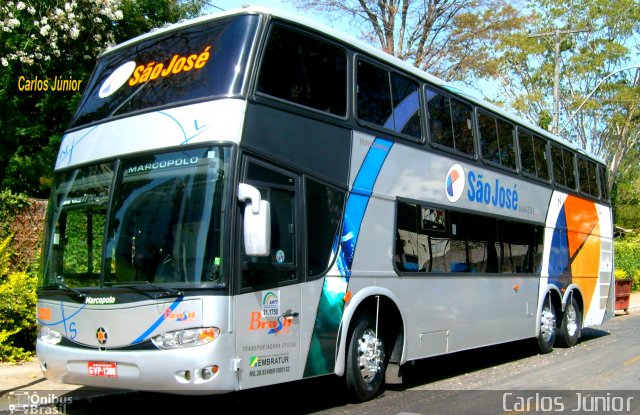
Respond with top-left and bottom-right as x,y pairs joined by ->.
394,201 -> 543,274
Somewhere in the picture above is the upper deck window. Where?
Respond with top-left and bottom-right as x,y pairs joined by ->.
518,130 -> 549,181
577,156 -> 600,198
478,111 -> 516,170
426,87 -> 474,155
257,25 -> 347,116
551,144 -> 576,190
357,60 -> 421,139
70,15 -> 259,128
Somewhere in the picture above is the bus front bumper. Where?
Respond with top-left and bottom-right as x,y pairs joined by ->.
35,334 -> 237,395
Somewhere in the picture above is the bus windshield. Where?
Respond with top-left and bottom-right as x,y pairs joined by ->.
70,14 -> 259,129
40,146 -> 231,290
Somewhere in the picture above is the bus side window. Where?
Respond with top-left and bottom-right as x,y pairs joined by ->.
241,161 -> 298,290
519,130 -> 549,181
256,25 -> 347,116
478,111 -> 516,170
426,87 -> 474,155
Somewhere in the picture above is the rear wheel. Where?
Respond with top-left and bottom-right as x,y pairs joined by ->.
537,296 -> 557,354
346,313 -> 386,402
557,296 -> 581,347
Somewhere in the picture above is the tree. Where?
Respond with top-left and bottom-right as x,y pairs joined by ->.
485,0 -> 640,194
290,0 -> 529,82
0,0 -> 202,198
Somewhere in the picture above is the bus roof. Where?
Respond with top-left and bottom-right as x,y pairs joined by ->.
102,5 -> 605,165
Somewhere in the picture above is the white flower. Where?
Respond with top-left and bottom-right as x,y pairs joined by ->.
114,10 -> 123,20
69,27 -> 79,39
39,24 -> 49,36
64,2 -> 73,12
1,57 -> 8,67
16,2 -> 26,10
27,6 -> 35,14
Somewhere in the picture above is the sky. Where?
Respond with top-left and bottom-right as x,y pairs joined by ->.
201,0 -> 488,100
203,0 -> 345,29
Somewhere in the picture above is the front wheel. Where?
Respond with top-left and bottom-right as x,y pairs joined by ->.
537,296 -> 557,354
345,313 -> 386,402
557,296 -> 581,347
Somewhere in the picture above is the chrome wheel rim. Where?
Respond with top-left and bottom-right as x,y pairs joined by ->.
357,329 -> 384,384
540,305 -> 556,343
565,303 -> 578,337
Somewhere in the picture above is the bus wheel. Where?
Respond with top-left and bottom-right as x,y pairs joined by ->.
557,296 -> 581,347
346,313 -> 386,402
537,296 -> 557,354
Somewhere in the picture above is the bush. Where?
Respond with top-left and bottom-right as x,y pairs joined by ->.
614,233 -> 640,291
0,235 -> 38,362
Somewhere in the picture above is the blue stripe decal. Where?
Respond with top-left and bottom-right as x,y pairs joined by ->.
131,295 -> 184,344
341,138 -> 393,277
303,136 -> 393,377
352,138 -> 394,195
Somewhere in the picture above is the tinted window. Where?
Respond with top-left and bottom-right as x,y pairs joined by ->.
518,131 -> 549,180
241,162 -> 298,289
306,179 -> 345,277
357,61 -> 392,126
578,157 -> 599,198
394,201 -> 543,274
426,88 -> 474,155
257,25 -> 347,116
357,60 -> 421,139
598,165 -> 609,201
478,112 -> 516,170
551,145 -> 576,189
71,15 -> 259,128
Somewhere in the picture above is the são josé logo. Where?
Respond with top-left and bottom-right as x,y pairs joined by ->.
445,164 -> 465,202
98,61 -> 136,98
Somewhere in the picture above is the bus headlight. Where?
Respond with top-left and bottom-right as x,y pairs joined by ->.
151,327 -> 220,349
38,326 -> 62,345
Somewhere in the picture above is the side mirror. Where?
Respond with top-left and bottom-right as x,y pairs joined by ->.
238,183 -> 270,256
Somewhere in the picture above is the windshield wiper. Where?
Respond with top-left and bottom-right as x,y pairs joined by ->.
56,275 -> 86,299
107,281 -> 183,299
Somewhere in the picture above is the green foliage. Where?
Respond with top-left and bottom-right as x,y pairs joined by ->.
0,0 -> 203,198
614,233 -> 640,291
0,235 -> 38,362
612,148 -> 640,230
0,190 -> 29,238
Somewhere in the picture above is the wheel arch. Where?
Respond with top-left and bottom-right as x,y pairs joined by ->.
334,287 -> 406,377
562,285 -> 584,315
535,284 -> 563,337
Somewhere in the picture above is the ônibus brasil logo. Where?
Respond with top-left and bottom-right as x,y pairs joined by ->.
445,164 -> 465,202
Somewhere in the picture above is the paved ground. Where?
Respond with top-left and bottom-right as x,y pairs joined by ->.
1,292 -> 638,412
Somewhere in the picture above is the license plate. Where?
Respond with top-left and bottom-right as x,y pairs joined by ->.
88,361 -> 118,378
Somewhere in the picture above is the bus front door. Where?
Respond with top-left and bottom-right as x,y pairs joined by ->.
234,158 -> 302,389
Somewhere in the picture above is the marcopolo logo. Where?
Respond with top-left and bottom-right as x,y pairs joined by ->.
445,163 -> 465,202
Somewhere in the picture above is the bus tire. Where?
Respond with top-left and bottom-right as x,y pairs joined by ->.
557,296 -> 581,347
345,313 -> 386,402
537,296 -> 557,354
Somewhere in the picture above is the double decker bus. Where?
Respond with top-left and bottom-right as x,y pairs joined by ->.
36,6 -> 614,401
